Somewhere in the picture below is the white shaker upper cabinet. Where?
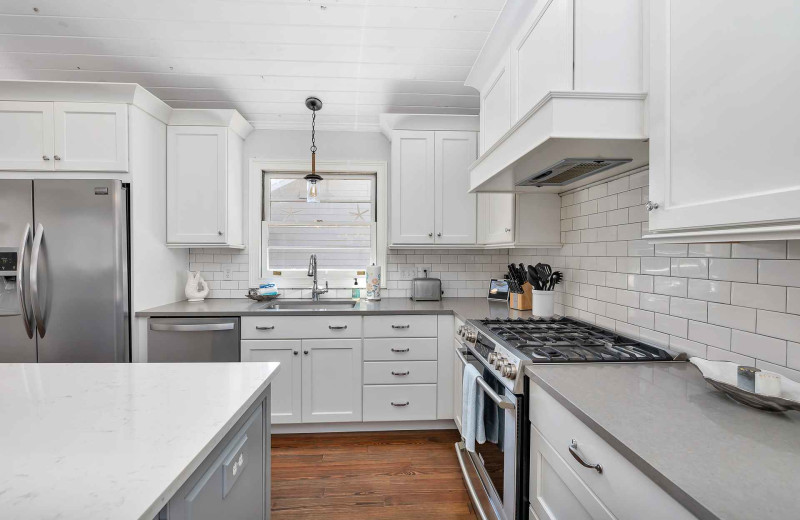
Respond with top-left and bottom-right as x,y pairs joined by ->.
478,193 -> 515,245
647,0 -> 800,240
0,101 -> 54,171
53,103 -> 128,172
434,131 -> 477,245
391,130 -> 436,244
167,126 -> 229,246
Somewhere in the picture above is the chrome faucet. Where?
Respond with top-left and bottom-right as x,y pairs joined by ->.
307,254 -> 328,301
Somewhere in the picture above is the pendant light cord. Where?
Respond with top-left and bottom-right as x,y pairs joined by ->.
310,109 -> 317,154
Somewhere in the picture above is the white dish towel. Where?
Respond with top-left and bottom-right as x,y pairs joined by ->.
462,364 -> 485,452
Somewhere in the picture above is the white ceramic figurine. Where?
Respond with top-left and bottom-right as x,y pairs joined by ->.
185,271 -> 210,302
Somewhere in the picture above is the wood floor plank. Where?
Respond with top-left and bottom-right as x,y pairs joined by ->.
271,429 -> 477,519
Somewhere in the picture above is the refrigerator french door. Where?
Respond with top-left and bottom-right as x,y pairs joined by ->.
0,179 -> 129,362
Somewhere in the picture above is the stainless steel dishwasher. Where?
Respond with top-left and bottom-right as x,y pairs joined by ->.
147,317 -> 240,362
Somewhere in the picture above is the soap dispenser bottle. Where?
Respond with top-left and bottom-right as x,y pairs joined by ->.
351,277 -> 361,301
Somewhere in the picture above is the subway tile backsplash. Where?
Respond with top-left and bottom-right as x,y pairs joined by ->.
511,170 -> 800,381
188,247 -> 508,300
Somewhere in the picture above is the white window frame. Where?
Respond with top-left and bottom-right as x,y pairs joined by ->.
248,159 -> 388,289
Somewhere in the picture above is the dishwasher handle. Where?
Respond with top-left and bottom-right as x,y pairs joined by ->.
149,322 -> 235,332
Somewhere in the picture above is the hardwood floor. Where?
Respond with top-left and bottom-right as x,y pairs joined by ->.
271,429 -> 478,519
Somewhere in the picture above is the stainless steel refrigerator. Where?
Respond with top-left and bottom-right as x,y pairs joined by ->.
0,179 -> 129,362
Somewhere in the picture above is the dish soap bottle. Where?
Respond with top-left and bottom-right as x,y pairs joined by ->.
351,277 -> 361,301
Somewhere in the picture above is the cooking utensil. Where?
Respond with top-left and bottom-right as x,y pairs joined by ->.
527,265 -> 542,290
547,271 -> 563,290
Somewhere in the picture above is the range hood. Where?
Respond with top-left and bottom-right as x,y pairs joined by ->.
468,92 -> 649,193
518,158 -> 633,187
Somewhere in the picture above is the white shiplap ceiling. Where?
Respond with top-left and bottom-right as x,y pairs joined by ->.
0,0 -> 503,131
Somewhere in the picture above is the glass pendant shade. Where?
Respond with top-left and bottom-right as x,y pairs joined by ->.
304,172 -> 322,203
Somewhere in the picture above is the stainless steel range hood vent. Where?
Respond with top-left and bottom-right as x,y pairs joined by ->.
517,158 -> 632,187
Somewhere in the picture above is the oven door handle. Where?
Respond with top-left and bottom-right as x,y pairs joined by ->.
477,377 -> 515,410
455,347 -> 469,365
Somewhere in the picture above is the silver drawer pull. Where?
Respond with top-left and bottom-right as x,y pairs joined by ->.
391,324 -> 410,329
391,347 -> 410,353
568,440 -> 602,474
391,371 -> 410,376
391,401 -> 410,407
149,323 -> 235,332
328,324 -> 347,330
255,325 -> 275,330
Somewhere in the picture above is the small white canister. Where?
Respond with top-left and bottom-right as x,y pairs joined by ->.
366,264 -> 381,300
532,290 -> 554,318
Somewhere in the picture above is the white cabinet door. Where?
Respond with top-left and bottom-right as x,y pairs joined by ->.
167,126 -> 228,244
479,193 -> 515,244
53,102 -> 128,171
390,130 -> 435,244
241,340 -> 302,424
649,0 -> 800,233
530,426 -> 615,520
0,101 -> 54,171
301,339 -> 362,423
434,131 -> 477,244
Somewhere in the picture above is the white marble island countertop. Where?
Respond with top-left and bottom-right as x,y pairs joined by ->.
0,362 -> 280,520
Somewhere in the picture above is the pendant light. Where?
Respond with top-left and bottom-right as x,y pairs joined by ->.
304,96 -> 323,203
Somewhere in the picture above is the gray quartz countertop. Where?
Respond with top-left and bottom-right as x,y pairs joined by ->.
136,297 -> 527,322
525,362 -> 800,520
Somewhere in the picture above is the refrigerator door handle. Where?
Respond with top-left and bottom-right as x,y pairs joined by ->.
16,223 -> 34,339
30,223 -> 46,338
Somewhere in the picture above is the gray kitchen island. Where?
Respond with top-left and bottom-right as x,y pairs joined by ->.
0,361 -> 279,520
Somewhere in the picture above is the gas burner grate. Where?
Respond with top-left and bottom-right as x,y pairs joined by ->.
475,316 -> 675,363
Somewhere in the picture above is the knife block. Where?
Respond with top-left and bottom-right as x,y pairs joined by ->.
509,282 -> 532,310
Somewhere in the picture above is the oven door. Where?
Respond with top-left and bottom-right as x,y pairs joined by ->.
456,346 -> 522,520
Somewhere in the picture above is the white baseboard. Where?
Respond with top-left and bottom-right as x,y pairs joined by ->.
272,419 -> 457,435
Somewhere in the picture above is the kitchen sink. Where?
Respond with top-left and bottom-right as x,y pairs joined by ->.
264,299 -> 357,310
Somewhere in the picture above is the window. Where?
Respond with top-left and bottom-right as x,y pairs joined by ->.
262,171 -> 377,286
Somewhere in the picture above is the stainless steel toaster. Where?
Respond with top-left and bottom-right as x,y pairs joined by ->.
410,276 -> 442,301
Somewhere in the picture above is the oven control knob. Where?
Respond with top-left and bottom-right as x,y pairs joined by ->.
494,356 -> 507,369
465,330 -> 477,342
487,352 -> 498,364
501,363 -> 518,379
456,325 -> 464,336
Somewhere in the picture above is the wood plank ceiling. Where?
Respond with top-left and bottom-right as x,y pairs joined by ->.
0,0 -> 503,131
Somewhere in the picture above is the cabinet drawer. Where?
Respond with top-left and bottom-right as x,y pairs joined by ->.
241,315 -> 362,339
363,338 -> 437,361
529,381 -> 696,520
363,384 -> 437,421
364,361 -> 438,384
364,315 -> 437,337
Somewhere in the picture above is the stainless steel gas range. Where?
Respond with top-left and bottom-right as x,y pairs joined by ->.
454,316 -> 685,520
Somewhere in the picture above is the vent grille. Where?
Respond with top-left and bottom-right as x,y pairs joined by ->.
517,158 -> 632,187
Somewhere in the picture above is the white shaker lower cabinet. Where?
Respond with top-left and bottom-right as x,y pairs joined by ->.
452,318 -> 466,434
301,339 -> 362,423
647,0 -> 800,241
241,340 -> 302,424
529,380 -> 697,520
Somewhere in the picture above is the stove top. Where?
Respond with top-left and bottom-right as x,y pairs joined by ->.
457,316 -> 682,394
478,317 -> 674,362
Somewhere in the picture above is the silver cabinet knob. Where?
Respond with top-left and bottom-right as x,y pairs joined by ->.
53,155 -> 61,161
437,232 -> 442,237
218,230 -> 223,236
42,155 -> 50,161
303,350 -> 309,355
293,351 -> 298,356
428,232 -> 433,237
505,228 -> 511,232
645,201 -> 659,211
